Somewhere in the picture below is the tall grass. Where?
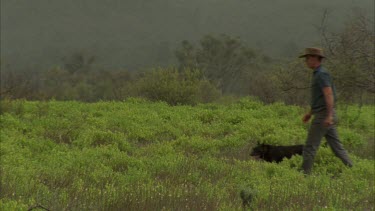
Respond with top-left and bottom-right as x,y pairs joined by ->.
0,98 -> 374,210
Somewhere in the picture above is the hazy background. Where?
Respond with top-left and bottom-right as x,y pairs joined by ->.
1,0 -> 374,70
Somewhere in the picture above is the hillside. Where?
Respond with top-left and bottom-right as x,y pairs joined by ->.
0,98 -> 374,210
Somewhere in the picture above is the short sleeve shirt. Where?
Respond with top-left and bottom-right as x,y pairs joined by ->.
310,66 -> 337,113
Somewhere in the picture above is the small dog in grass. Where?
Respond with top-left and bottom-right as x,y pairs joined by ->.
250,143 -> 303,163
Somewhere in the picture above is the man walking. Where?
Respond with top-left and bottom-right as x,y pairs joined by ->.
299,47 -> 353,174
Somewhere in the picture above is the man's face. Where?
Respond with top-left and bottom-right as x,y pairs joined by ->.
305,55 -> 321,69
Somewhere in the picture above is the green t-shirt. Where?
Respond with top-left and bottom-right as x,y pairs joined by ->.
310,66 -> 337,113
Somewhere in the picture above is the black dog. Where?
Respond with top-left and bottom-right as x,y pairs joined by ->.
250,143 -> 303,163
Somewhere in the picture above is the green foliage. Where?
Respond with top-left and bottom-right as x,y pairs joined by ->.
0,199 -> 28,211
0,99 -> 374,210
134,67 -> 221,105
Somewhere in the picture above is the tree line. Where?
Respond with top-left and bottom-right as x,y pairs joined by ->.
1,13 -> 373,106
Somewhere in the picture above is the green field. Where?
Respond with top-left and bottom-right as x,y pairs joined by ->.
0,98 -> 374,210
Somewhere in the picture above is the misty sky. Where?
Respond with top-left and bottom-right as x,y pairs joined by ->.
1,0 -> 373,70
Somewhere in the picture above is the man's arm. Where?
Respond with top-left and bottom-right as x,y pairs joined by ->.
322,86 -> 334,127
322,87 -> 334,117
317,72 -> 334,122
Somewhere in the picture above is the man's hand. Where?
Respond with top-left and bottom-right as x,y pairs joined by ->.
302,113 -> 312,123
323,115 -> 334,127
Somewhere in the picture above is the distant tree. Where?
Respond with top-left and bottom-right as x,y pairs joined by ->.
319,11 -> 374,103
175,40 -> 197,69
175,34 -> 256,93
274,61 -> 311,105
0,64 -> 40,99
278,11 -> 374,105
62,52 -> 96,74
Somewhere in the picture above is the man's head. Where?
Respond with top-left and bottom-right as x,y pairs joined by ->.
299,47 -> 325,69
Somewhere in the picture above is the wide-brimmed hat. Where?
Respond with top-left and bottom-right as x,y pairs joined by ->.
298,47 -> 325,58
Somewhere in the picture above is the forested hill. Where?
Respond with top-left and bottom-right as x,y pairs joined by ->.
1,0 -> 373,70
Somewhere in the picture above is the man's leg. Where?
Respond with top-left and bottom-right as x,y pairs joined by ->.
302,122 -> 327,174
325,126 -> 353,167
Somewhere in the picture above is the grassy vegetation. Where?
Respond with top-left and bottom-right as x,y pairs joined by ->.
0,98 -> 374,210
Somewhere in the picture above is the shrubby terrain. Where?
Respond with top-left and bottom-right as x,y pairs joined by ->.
0,98 -> 373,210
